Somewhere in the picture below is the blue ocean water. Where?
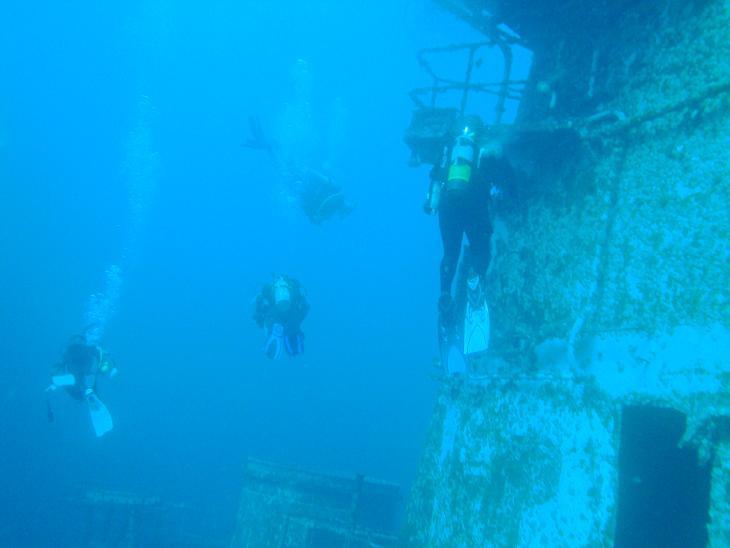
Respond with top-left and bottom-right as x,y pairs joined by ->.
0,1 -> 531,544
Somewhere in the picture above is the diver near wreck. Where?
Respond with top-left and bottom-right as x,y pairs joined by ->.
253,274 -> 310,360
46,334 -> 117,437
423,115 -> 515,369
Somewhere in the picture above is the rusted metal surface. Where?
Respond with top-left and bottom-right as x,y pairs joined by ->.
231,459 -> 401,547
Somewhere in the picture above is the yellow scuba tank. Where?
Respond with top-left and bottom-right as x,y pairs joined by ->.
447,127 -> 476,189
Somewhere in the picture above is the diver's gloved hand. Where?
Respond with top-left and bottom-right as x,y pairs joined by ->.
423,198 -> 434,215
423,180 -> 441,215
264,323 -> 285,360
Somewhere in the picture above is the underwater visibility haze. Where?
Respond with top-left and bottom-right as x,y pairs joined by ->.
0,0 -> 505,544
2,0 -> 729,546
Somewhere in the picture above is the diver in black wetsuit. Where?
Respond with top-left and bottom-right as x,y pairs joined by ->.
253,275 -> 310,359
423,115 -> 515,329
292,168 -> 355,225
45,335 -> 118,435
50,336 -> 117,402
242,117 -> 355,225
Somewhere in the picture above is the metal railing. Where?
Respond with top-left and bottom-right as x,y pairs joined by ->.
410,40 -> 528,124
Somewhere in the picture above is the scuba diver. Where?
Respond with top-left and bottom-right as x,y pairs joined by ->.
253,275 -> 310,360
46,335 -> 117,437
423,115 -> 515,369
242,116 -> 355,225
291,167 -> 356,225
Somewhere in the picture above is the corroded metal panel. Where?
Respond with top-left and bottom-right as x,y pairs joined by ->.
231,459 -> 400,547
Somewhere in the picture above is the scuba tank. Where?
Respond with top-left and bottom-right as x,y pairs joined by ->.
447,127 -> 476,189
273,277 -> 292,313
425,178 -> 442,214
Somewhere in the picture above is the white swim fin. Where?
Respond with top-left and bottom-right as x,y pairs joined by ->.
86,392 -> 113,437
464,299 -> 490,356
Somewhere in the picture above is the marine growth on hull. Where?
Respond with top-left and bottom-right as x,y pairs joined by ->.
402,0 -> 730,546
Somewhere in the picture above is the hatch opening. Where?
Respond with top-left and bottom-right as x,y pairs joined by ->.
615,405 -> 711,548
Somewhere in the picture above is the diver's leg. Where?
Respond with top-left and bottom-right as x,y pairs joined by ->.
284,331 -> 304,356
463,195 -> 492,309
464,197 -> 492,281
438,195 -> 464,296
82,374 -> 96,391
438,194 -> 466,326
264,323 -> 285,360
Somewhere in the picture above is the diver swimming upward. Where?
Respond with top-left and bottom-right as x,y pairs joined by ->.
242,115 -> 355,225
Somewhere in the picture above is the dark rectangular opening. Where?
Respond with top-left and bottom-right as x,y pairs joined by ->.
615,405 -> 711,548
